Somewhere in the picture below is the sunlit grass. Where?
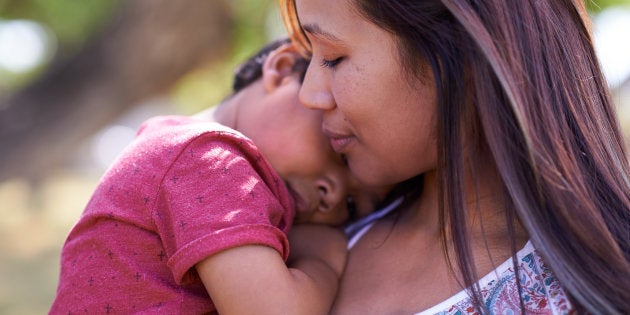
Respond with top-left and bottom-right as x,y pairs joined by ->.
0,171 -> 98,314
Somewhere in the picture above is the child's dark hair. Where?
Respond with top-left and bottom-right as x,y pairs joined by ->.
232,37 -> 309,93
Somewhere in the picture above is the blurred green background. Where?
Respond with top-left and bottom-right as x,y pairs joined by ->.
0,0 -> 629,313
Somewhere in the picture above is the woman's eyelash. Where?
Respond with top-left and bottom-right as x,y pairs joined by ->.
320,57 -> 343,68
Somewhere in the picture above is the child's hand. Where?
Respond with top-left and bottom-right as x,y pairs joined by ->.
287,224 -> 348,278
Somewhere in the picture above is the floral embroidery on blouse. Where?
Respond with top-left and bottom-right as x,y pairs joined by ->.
418,241 -> 572,315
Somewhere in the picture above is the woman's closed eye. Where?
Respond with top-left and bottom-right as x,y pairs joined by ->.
320,56 -> 343,69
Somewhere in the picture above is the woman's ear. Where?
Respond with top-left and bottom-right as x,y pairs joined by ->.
261,43 -> 301,92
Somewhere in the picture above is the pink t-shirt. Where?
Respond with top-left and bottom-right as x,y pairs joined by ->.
51,116 -> 295,314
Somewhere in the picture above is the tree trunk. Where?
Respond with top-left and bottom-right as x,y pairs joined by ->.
0,0 -> 234,181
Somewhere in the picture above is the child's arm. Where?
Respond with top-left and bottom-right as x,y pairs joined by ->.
196,224 -> 347,314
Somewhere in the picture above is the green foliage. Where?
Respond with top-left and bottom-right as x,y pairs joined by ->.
230,0 -> 279,61
0,0 -> 119,92
171,0 -> 281,114
0,0 -> 120,50
587,0 -> 630,12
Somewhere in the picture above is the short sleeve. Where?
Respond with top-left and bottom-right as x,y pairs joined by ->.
150,129 -> 295,284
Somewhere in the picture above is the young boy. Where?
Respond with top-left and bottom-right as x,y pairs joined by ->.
50,39 -> 385,314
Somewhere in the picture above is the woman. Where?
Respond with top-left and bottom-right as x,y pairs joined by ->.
279,0 -> 630,313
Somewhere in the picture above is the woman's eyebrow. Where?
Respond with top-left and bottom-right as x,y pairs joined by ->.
302,23 -> 342,42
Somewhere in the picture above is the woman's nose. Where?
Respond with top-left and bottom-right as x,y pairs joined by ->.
299,62 -> 335,110
315,176 -> 346,214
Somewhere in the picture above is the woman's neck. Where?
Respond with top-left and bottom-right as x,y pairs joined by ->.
406,162 -> 528,248
401,165 -> 527,284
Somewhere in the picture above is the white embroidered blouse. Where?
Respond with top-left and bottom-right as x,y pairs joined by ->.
344,199 -> 573,315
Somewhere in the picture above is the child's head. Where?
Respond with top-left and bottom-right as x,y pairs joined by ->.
232,38 -> 308,94
225,39 -> 391,226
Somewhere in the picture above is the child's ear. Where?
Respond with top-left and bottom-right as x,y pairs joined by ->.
262,43 -> 301,92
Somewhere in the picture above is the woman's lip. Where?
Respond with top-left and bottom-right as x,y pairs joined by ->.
329,137 -> 354,153
323,127 -> 354,153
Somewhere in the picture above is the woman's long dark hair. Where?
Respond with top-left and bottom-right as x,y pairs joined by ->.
280,0 -> 630,313
351,0 -> 630,313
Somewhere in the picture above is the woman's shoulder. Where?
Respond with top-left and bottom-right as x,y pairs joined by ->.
416,241 -> 573,315
345,197 -> 403,248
